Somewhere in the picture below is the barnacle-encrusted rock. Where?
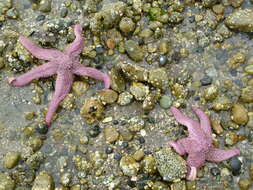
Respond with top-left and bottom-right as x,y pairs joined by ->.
148,68 -> 168,89
117,92 -> 133,106
231,104 -> 248,125
240,86 -> 253,103
130,82 -> 149,101
0,171 -> 15,190
32,171 -> 54,190
119,62 -> 148,82
109,66 -> 126,93
127,116 -> 145,132
225,9 -> 253,33
80,98 -> 104,124
90,2 -> 126,32
98,89 -> 118,104
142,155 -> 157,174
212,96 -> 232,111
143,90 -> 161,110
125,40 -> 144,62
154,148 -> 187,182
120,156 -> 140,176
203,85 -> 218,101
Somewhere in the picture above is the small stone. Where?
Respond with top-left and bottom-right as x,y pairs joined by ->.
80,98 -> 104,124
143,90 -> 161,111
225,9 -> 253,33
154,148 -> 187,182
200,76 -> 212,86
119,17 -> 135,34
244,65 -> 253,74
159,40 -> 171,54
127,116 -> 145,132
60,7 -> 68,18
109,66 -> 126,93
212,4 -> 224,14
39,0 -> 52,13
104,126 -> 119,143
4,152 -> 20,169
60,172 -> 72,187
32,171 -> 54,190
210,167 -> 220,176
227,52 -> 246,68
159,95 -> 173,109
72,81 -> 89,96
36,123 -> 48,134
139,28 -> 153,38
105,147 -> 114,154
159,55 -> 168,66
211,119 -> 224,135
114,153 -> 122,161
202,0 -> 218,7
24,111 -> 35,120
106,38 -> 116,49
225,131 -> 238,146
88,125 -> 101,138
148,68 -> 168,89
231,104 -> 248,125
229,157 -> 242,176
230,0 -> 244,8
120,156 -> 140,176
212,96 -> 232,111
0,171 -> 15,190
27,136 -> 43,152
60,93 -> 75,110
170,180 -> 186,190
142,155 -> 157,174
125,40 -> 144,62
98,89 -> 118,104
117,92 -> 133,106
26,152 -> 45,170
130,82 -> 149,101
119,62 -> 148,82
240,86 -> 253,103
133,149 -> 145,161
203,85 -> 218,101
238,178 -> 252,190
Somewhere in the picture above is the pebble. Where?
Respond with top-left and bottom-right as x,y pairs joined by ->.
159,55 -> 168,66
154,148 -> 187,182
71,81 -> 89,96
210,167 -> 220,176
211,119 -> 224,135
226,9 -> 253,33
36,123 -> 48,134
119,17 -> 135,34
130,82 -> 149,101
200,76 -> 213,86
3,152 -> 20,169
88,125 -> 101,138
159,95 -> 172,109
229,156 -> 242,176
238,178 -> 252,190
98,89 -> 118,104
105,147 -> 114,154
170,180 -> 186,190
142,155 -> 157,174
114,153 -> 122,161
26,152 -> 45,170
119,62 -> 148,82
60,172 -> 72,187
0,171 -> 15,190
203,85 -> 218,101
244,64 -> 253,74
133,149 -> 145,161
127,116 -> 145,132
125,40 -> 144,62
148,68 -> 169,89
109,66 -> 126,93
120,156 -> 140,176
231,104 -> 248,125
225,131 -> 238,146
32,171 -> 54,190
27,136 -> 43,152
80,98 -> 104,124
39,0 -> 52,13
104,126 -> 119,143
212,96 -> 232,111
117,92 -> 133,106
241,86 -> 253,103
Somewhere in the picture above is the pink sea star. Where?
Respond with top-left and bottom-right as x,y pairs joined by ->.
8,24 -> 111,126
168,106 -> 240,181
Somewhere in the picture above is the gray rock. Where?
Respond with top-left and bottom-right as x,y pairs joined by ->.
154,148 -> 187,182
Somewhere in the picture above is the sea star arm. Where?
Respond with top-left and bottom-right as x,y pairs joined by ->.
19,36 -> 63,61
186,152 -> 206,180
73,62 -> 110,89
205,147 -> 240,162
65,24 -> 84,57
192,106 -> 212,136
8,62 -> 58,86
45,70 -> 73,126
168,137 -> 199,155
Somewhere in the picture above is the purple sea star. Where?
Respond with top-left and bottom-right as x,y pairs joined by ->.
8,24 -> 111,126
168,106 -> 240,181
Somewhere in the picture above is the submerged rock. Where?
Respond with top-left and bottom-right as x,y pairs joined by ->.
0,171 -> 15,190
225,9 -> 253,33
32,171 -> 54,190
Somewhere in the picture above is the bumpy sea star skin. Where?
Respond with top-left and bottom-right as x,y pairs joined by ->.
168,106 -> 240,181
8,24 -> 111,126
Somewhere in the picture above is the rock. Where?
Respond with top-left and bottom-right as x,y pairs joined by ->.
231,104 -> 248,125
170,180 -> 186,190
211,119 -> 224,135
154,148 -> 187,182
71,81 -> 89,96
125,40 -> 144,61
227,52 -> 246,68
229,157 -> 242,176
212,96 -> 232,111
240,86 -> 253,103
109,66 -> 126,93
139,28 -> 153,38
133,149 -> 145,161
39,0 -> 52,13
159,94 -> 173,109
0,171 -> 15,190
3,152 -> 20,169
202,0 -> 218,7
203,85 -> 218,101
225,9 -> 253,33
104,126 -> 119,143
60,172 -> 72,187
117,92 -> 133,106
27,136 -> 43,152
119,17 -> 135,34
120,156 -> 140,176
60,93 -> 75,110
127,116 -> 145,132
143,90 -> 161,110
238,178 -> 252,190
26,152 -> 45,170
142,155 -> 157,174
119,62 -> 148,82
72,155 -> 92,172
250,163 -> 253,180
148,68 -> 168,89
225,131 -> 238,146
98,89 -> 118,104
230,0 -> 244,8
80,98 -> 104,124
32,171 -> 54,190
130,82 -> 149,101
